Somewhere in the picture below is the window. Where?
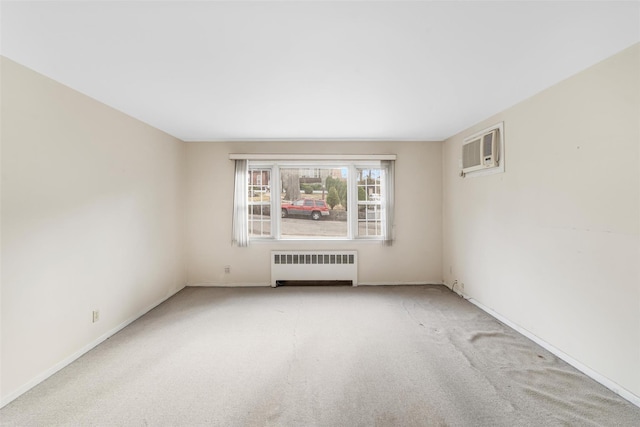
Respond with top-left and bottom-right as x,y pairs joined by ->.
232,156 -> 395,244
279,166 -> 348,239
248,168 -> 271,237
357,168 -> 384,237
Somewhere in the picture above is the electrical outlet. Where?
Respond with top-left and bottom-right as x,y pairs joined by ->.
224,265 -> 231,274
92,310 -> 100,323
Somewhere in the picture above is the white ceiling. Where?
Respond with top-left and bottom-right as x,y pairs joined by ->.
1,1 -> 639,142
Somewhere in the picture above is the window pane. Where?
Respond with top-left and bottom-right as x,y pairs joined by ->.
248,168 -> 271,237
280,167 -> 348,238
357,168 -> 383,237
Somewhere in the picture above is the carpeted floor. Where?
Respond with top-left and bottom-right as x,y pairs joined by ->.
1,285 -> 639,426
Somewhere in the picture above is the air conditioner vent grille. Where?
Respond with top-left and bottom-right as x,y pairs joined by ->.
483,133 -> 494,157
463,138 -> 481,169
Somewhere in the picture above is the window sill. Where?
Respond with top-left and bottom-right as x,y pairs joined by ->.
249,237 -> 385,244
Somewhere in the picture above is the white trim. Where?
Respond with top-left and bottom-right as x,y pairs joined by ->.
0,285 -> 186,409
248,238 -> 387,245
246,160 -> 393,242
230,153 -> 397,160
467,296 -> 640,408
186,281 -> 433,289
187,138 -> 435,143
188,282 -> 270,287
189,282 -> 440,287
357,281 -> 441,286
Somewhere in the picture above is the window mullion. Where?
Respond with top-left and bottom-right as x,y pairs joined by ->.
348,164 -> 357,239
273,164 -> 281,239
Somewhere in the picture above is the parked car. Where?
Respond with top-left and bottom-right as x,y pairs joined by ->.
281,199 -> 330,220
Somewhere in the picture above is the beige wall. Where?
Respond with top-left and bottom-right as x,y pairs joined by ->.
185,141 -> 442,286
443,44 -> 640,397
0,58 -> 187,403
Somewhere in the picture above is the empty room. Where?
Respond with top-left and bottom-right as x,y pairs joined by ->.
1,1 -> 639,425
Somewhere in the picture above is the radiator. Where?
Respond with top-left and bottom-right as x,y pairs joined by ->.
271,251 -> 358,287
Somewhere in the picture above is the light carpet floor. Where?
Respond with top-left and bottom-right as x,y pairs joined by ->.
1,285 -> 639,426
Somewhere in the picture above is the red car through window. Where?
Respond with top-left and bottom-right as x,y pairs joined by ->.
281,199 -> 330,220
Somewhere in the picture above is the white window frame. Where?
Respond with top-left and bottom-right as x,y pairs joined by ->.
234,155 -> 395,243
247,166 -> 273,238
354,165 -> 386,239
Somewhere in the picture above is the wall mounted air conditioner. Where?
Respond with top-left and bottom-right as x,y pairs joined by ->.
462,129 -> 499,174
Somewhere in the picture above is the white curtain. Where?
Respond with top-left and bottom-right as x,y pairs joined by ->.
232,159 -> 249,247
382,160 -> 395,245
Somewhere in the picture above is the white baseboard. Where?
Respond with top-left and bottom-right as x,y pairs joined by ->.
0,285 -> 186,409
188,282 -> 270,287
191,282 -> 442,287
466,296 -> 640,409
356,281 -> 441,286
